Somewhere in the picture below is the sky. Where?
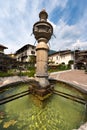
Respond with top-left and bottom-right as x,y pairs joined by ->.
0,0 -> 87,54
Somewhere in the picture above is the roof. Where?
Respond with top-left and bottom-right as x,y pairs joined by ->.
77,50 -> 87,57
15,44 -> 36,54
0,44 -> 8,49
49,50 -> 72,56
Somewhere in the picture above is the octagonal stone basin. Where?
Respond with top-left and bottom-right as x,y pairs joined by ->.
0,81 -> 87,130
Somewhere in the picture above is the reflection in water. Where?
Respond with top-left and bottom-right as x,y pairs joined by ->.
0,83 -> 86,130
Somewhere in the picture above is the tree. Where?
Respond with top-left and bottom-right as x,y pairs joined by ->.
29,55 -> 36,66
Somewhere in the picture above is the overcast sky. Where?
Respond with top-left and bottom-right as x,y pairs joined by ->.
0,0 -> 87,54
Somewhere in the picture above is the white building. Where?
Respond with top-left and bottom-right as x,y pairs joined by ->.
49,50 -> 74,65
15,44 -> 36,62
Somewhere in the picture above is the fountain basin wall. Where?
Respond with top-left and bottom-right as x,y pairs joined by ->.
0,76 -> 87,130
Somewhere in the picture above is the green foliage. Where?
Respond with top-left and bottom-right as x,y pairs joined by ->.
59,64 -> 69,71
48,64 -> 69,73
18,70 -> 35,77
16,66 -> 35,77
68,60 -> 74,69
0,72 -> 14,77
29,55 -> 36,66
0,67 -> 35,77
68,60 -> 74,65
0,63 -> 70,77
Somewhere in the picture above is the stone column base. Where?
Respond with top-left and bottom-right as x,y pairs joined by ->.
29,85 -> 53,101
35,77 -> 50,88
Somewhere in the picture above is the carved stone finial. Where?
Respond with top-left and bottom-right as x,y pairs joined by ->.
39,9 -> 48,21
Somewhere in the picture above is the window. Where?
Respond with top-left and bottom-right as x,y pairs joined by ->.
31,51 -> 35,54
56,56 -> 58,60
32,46 -> 35,49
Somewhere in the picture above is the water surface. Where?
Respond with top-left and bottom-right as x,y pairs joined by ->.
0,83 -> 86,130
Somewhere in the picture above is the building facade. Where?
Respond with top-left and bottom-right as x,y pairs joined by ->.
15,44 -> 36,62
75,50 -> 87,69
49,50 -> 74,65
0,44 -> 16,71
0,44 -> 8,53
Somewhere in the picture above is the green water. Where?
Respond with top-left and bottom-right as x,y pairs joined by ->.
0,83 -> 86,130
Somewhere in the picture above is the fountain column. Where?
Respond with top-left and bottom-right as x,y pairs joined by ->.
33,9 -> 53,88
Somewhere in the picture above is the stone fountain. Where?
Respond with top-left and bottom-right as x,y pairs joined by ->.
30,9 -> 53,100
0,9 -> 87,130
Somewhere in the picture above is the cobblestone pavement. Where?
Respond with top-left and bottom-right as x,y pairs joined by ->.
49,69 -> 87,92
